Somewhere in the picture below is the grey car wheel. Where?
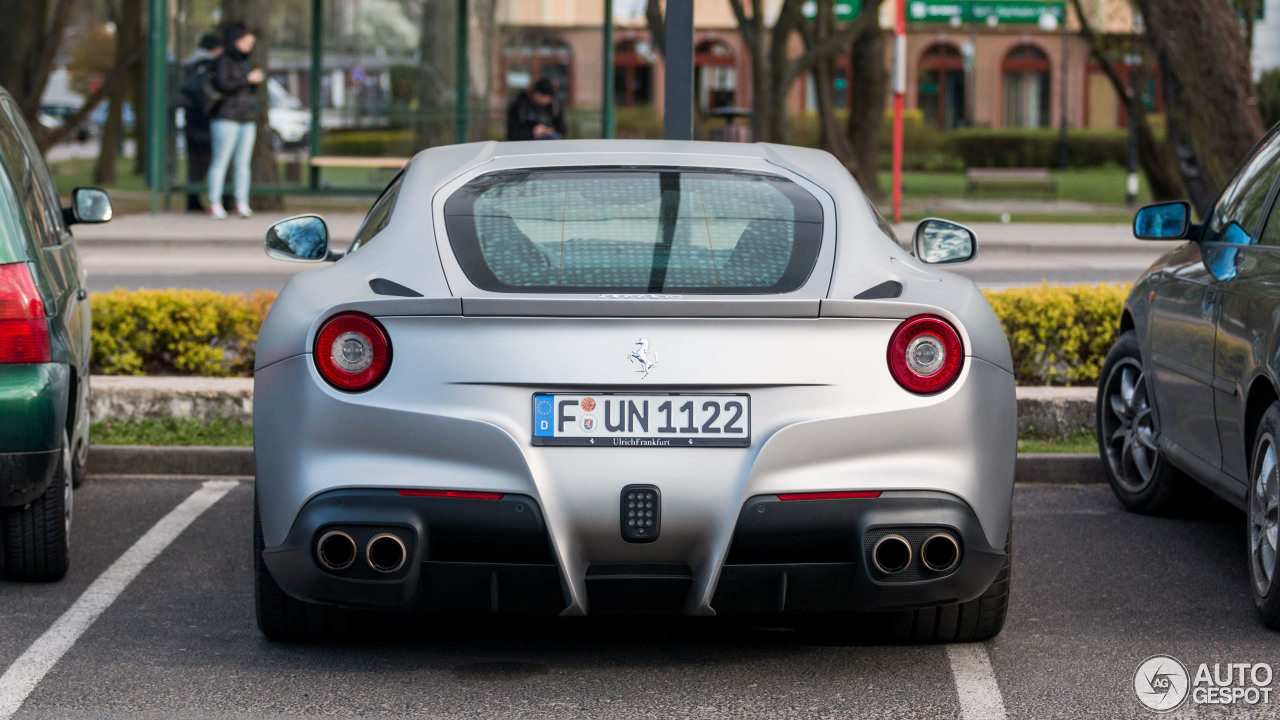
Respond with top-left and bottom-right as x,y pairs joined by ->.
1096,331 -> 1207,515
1248,404 -> 1280,629
1100,354 -> 1157,493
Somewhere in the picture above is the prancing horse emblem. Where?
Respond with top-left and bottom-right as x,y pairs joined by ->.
628,338 -> 658,378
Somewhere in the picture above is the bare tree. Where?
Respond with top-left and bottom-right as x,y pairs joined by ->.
94,0 -> 143,184
1069,0 -> 1181,201
845,1 -> 886,197
726,0 -> 876,143
0,0 -> 125,151
415,0 -> 457,148
223,0 -> 284,211
1132,0 -> 1265,214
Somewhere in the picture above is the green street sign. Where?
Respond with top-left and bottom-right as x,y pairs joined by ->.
802,1 -> 864,22
906,0 -> 1064,25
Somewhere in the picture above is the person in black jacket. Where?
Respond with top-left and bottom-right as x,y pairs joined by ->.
507,78 -> 565,141
182,33 -> 222,212
206,22 -> 264,218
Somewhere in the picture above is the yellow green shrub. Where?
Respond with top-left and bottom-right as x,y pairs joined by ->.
983,283 -> 1130,386
91,289 -> 276,377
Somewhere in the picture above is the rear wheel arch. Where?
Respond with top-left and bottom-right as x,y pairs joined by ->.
1244,376 -> 1279,465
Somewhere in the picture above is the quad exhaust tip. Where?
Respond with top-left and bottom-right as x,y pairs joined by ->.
366,533 -> 407,573
921,533 -> 961,573
316,531 -> 357,571
871,534 -> 912,574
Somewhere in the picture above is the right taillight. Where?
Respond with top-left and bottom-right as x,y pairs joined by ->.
887,314 -> 964,394
0,262 -> 50,364
313,312 -> 391,391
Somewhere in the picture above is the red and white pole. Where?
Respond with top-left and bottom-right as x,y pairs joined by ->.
892,0 -> 906,223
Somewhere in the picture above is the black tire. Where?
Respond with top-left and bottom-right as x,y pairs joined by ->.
254,491 -> 360,642
1247,404 -> 1280,630
851,528 -> 1011,644
2,433 -> 72,582
1096,330 -> 1210,515
71,433 -> 88,489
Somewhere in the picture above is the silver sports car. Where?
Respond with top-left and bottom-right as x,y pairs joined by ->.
253,140 -> 1016,642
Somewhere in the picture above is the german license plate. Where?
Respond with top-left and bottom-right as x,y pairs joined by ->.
532,393 -> 751,447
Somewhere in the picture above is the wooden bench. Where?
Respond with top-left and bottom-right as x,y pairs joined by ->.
964,168 -> 1057,197
305,155 -> 410,186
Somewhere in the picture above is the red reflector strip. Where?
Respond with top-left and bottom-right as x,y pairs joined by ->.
776,491 -> 882,501
398,489 -> 505,500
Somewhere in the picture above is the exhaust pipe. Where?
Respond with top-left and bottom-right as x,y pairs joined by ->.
921,533 -> 960,572
871,534 -> 912,574
366,533 -> 407,573
316,531 -> 357,571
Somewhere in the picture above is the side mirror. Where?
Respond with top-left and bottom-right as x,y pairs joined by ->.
913,218 -> 977,265
1133,201 -> 1191,240
66,187 -> 112,225
266,215 -> 333,262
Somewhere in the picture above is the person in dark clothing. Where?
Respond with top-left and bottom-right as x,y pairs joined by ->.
182,33 -> 222,212
206,22 -> 264,218
507,78 -> 565,141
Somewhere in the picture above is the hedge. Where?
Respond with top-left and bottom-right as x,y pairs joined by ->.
983,283 -> 1130,386
89,284 -> 1129,385
90,289 -> 273,377
950,129 -> 1131,169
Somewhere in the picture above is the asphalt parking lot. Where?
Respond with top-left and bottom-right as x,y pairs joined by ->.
1,477 -> 1277,720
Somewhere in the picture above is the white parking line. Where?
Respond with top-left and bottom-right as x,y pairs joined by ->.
0,480 -> 238,720
946,643 -> 1008,720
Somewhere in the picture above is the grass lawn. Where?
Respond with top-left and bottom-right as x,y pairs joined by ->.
91,417 -> 253,447
1017,429 -> 1098,454
876,167 -> 1153,206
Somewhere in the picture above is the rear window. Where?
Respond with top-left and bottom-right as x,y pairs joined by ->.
443,168 -> 823,293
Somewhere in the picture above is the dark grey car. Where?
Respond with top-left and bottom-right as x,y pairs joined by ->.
1098,126 -> 1280,630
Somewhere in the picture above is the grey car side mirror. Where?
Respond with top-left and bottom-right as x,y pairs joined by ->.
266,215 -> 338,262
66,187 -> 112,225
914,218 -> 977,265
1133,201 -> 1191,240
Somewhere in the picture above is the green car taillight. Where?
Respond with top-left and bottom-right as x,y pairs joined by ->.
0,262 -> 50,364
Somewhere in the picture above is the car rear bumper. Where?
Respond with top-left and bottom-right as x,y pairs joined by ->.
0,364 -> 69,454
261,488 -> 1004,616
0,448 -> 61,507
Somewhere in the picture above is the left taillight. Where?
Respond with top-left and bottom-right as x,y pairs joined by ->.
313,312 -> 391,391
0,262 -> 49,364
887,314 -> 964,394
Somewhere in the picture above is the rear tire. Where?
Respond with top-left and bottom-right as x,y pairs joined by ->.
254,491 -> 360,641
1247,404 -> 1280,630
1097,330 -> 1209,515
2,433 -> 72,582
852,528 -> 1010,644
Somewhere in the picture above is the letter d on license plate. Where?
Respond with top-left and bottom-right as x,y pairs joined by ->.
532,393 -> 750,447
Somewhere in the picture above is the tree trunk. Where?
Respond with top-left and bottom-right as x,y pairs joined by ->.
846,0 -> 885,197
810,0 -> 853,170
223,0 -> 283,211
125,0 -> 145,177
1132,0 -> 1265,215
416,0 -> 457,148
1068,0 -> 1182,201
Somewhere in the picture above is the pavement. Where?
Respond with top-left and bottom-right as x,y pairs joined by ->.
1,477 -> 1272,719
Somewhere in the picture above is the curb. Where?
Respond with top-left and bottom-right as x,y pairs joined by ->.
87,446 -> 1106,484
89,377 -> 1100,438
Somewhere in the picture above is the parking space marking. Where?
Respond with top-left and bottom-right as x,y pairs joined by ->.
0,480 -> 237,720
946,643 -> 1007,720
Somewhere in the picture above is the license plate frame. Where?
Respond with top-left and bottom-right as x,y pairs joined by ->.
532,393 -> 751,448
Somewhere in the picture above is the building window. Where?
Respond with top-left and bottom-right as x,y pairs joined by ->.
1002,44 -> 1051,128
504,34 -> 573,106
615,40 -> 652,106
695,39 -> 736,112
918,44 -> 965,130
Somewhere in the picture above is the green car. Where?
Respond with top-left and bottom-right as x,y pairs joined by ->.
0,87 -> 110,582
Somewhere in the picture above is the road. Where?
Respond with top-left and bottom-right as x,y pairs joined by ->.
72,215 -> 1168,294
1,478 -> 1274,719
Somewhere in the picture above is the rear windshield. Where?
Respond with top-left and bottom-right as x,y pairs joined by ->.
442,168 -> 823,293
